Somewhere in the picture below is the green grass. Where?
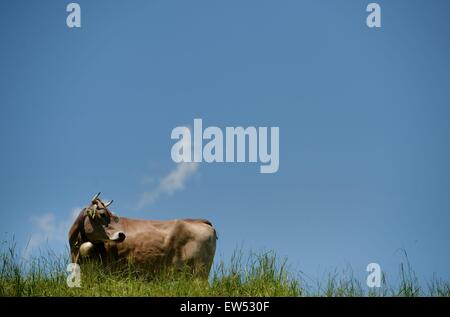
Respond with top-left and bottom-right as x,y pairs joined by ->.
0,242 -> 449,297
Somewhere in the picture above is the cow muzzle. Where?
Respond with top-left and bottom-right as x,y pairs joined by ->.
109,231 -> 126,242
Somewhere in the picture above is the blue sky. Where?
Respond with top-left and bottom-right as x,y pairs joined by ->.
1,0 -> 449,286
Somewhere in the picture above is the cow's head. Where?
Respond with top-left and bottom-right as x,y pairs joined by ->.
68,192 -> 126,263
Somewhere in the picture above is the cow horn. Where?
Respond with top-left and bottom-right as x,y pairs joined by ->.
105,200 -> 113,207
92,192 -> 101,201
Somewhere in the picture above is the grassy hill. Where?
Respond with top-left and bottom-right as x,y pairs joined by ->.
1,242 -> 449,297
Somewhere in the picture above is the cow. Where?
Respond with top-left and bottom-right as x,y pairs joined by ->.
68,193 -> 217,278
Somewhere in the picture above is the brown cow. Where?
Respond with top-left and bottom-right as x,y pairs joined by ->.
68,193 -> 217,277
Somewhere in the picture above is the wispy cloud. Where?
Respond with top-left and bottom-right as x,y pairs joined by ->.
136,126 -> 199,210
137,162 -> 199,209
24,207 -> 81,257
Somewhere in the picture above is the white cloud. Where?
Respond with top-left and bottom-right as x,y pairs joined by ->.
24,207 -> 81,257
137,162 -> 199,209
137,126 -> 199,209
